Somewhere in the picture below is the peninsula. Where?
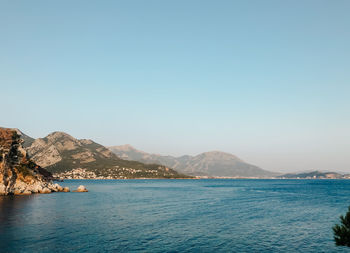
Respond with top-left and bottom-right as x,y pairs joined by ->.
0,128 -> 66,195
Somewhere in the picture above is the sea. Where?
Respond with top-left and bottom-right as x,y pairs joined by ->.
1,179 -> 350,252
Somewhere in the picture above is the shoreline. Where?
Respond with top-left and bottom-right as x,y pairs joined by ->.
57,177 -> 350,180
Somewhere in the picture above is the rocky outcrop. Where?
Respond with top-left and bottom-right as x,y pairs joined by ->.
63,187 -> 70,192
73,185 -> 88,192
0,127 -> 65,195
26,131 -> 115,168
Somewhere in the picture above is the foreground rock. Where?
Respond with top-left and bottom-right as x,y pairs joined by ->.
73,185 -> 88,192
0,127 -> 66,195
63,186 -> 70,192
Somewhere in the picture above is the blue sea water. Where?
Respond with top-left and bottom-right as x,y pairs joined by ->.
1,179 -> 350,252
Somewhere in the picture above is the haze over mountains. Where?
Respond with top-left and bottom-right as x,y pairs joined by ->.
109,145 -> 278,178
15,130 -> 348,178
277,171 -> 350,179
13,128 -> 278,178
12,128 -> 346,179
17,130 -> 188,179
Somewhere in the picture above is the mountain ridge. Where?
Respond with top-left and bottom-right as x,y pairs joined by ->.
19,131 -> 190,179
278,170 -> 349,179
109,145 -> 278,178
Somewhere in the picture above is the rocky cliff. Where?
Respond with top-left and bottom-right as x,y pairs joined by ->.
0,128 -> 64,195
23,131 -> 190,179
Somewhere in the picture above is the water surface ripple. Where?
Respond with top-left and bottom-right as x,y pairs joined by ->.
1,179 -> 349,252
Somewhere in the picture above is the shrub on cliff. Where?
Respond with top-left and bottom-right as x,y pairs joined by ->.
333,206 -> 350,247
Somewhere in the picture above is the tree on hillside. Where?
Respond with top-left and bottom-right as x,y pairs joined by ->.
333,206 -> 350,247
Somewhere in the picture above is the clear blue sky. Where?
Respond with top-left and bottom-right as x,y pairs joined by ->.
1,0 -> 349,172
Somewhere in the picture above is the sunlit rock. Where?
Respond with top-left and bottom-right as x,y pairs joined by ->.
0,127 -> 64,195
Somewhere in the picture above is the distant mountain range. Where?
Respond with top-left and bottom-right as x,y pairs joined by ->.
109,145 -> 278,178
17,130 -> 189,179
277,170 -> 350,179
16,128 -> 278,178
14,129 -> 345,180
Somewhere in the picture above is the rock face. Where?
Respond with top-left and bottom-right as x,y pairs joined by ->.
74,185 -> 88,192
0,127 -> 65,195
109,145 -> 279,178
63,187 -> 70,192
25,131 -> 115,168
23,131 -> 189,179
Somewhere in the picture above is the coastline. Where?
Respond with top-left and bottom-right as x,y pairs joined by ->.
57,177 -> 350,181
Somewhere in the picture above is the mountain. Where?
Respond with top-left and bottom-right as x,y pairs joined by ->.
14,128 -> 35,148
24,131 -> 189,179
278,170 -> 344,179
109,145 -> 278,178
0,127 -> 65,195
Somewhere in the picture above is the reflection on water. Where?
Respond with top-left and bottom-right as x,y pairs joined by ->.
0,195 -> 32,222
1,179 -> 350,252
0,195 -> 36,249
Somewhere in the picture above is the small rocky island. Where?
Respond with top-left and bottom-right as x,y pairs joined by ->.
0,127 -> 69,195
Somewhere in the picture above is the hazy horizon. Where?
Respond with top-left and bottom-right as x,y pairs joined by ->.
1,126 -> 347,174
1,1 -> 349,173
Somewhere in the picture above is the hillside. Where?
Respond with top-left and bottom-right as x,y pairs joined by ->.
23,132 -> 189,179
109,145 -> 277,178
14,128 -> 35,148
278,171 -> 344,179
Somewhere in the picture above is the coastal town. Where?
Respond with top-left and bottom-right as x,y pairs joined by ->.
53,167 -> 175,180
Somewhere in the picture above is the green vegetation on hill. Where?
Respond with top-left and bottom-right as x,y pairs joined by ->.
24,131 -> 191,179
47,148 -> 189,178
109,145 -> 278,178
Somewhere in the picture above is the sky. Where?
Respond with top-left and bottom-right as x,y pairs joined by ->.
1,0 -> 349,173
